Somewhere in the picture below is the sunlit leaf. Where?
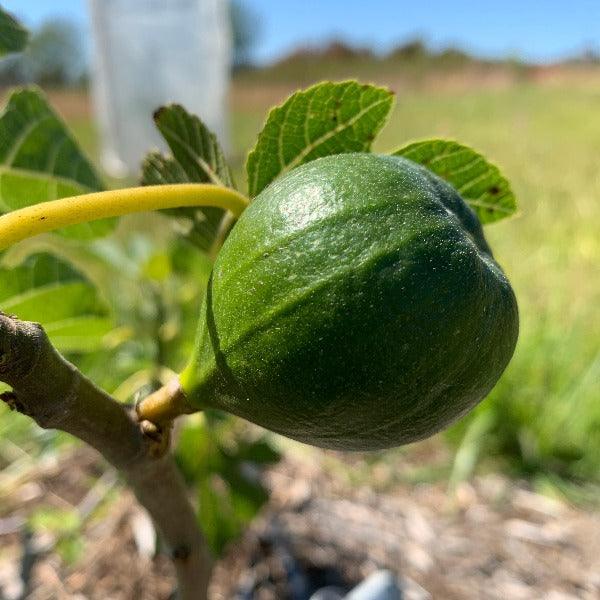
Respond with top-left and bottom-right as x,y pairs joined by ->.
0,253 -> 113,352
141,104 -> 236,253
393,139 -> 517,224
246,80 -> 395,197
152,104 -> 233,188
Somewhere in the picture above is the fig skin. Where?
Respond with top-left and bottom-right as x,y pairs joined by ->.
180,153 -> 519,450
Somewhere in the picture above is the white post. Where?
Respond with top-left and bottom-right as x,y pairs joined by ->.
87,0 -> 231,177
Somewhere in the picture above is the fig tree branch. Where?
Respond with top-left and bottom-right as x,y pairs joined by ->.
0,312 -> 212,600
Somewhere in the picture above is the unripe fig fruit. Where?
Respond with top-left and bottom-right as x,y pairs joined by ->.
179,153 -> 518,450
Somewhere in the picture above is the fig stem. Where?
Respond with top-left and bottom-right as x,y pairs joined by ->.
136,377 -> 193,425
0,183 -> 249,250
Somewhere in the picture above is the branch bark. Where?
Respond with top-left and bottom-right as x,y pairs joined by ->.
0,312 -> 212,600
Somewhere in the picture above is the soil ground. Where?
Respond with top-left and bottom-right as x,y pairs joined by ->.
0,445 -> 598,600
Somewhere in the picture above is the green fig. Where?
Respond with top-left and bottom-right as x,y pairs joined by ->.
179,153 -> 519,450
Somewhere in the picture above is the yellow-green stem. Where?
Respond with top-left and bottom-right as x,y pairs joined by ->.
136,377 -> 193,425
0,183 -> 249,250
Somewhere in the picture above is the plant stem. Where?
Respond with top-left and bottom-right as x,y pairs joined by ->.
0,183 -> 249,250
136,377 -> 193,425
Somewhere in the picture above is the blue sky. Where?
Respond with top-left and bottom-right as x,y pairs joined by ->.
4,0 -> 600,64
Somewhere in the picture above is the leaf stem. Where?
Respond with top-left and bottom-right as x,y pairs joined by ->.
0,183 -> 249,250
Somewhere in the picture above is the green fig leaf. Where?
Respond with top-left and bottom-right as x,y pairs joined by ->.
141,104 -> 236,253
151,104 -> 234,188
0,253 -> 113,353
0,87 -> 115,239
141,151 -> 188,186
176,417 -> 280,556
246,80 -> 395,197
393,139 -> 517,224
0,6 -> 29,57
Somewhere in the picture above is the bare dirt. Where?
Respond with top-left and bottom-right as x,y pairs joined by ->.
0,445 -> 598,600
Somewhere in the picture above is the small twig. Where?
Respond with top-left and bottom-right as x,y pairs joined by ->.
0,313 -> 212,600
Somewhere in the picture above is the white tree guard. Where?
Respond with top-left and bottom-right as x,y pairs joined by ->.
88,0 -> 231,177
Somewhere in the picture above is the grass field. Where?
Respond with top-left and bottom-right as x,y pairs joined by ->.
5,72 -> 600,488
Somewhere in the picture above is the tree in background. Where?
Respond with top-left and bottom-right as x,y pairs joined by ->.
0,18 -> 84,86
230,0 -> 261,70
25,19 -> 84,85
388,38 -> 428,60
0,1 -> 260,87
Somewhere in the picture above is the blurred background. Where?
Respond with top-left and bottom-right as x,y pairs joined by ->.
0,1 -> 599,599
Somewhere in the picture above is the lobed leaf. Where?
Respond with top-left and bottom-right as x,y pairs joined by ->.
0,253 -> 113,353
141,105 -> 236,253
141,152 -> 188,187
176,417 -> 280,556
246,80 -> 395,197
0,6 -> 28,57
152,104 -> 234,188
393,139 -> 517,224
0,87 -> 115,239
